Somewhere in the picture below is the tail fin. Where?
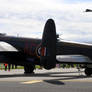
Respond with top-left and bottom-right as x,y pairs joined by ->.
40,19 -> 56,69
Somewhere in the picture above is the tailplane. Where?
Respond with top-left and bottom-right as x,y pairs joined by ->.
40,19 -> 56,69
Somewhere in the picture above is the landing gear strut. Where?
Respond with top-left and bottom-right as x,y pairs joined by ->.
85,68 -> 92,76
24,64 -> 35,74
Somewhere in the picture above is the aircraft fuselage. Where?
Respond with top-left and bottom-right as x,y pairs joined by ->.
0,36 -> 92,65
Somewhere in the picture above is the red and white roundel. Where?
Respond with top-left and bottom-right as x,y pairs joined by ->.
36,45 -> 46,58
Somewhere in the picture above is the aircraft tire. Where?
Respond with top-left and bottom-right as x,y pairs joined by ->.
85,68 -> 92,77
24,64 -> 35,74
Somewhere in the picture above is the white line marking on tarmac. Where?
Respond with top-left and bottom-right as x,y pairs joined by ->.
21,80 -> 43,84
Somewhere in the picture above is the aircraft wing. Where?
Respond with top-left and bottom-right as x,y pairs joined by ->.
0,41 -> 18,51
56,55 -> 92,64
0,41 -> 22,64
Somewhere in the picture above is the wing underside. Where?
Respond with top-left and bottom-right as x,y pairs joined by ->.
0,41 -> 18,51
56,55 -> 92,64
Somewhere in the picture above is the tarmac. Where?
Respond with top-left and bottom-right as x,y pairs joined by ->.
0,68 -> 92,92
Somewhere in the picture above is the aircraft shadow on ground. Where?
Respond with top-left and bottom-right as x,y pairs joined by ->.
43,75 -> 88,85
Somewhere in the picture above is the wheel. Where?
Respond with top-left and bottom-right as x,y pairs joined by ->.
85,68 -> 92,77
24,64 -> 35,74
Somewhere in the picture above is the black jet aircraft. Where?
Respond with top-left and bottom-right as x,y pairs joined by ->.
85,9 -> 92,12
0,19 -> 92,76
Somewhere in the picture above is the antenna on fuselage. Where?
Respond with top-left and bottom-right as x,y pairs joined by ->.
17,34 -> 19,37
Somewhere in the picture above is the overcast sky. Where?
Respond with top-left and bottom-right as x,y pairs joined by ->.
0,0 -> 92,42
